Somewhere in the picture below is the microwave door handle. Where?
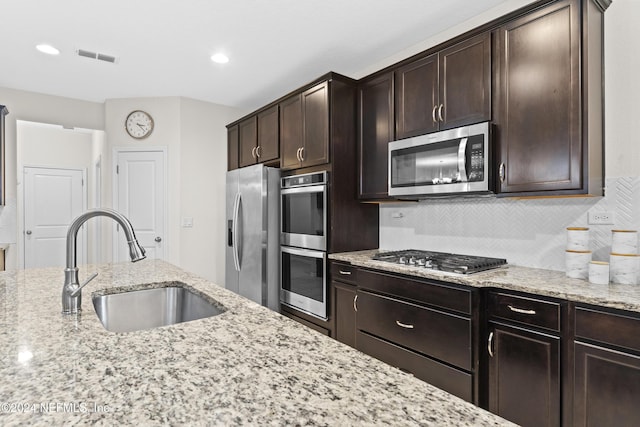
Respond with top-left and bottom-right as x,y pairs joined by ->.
232,192 -> 241,271
458,137 -> 469,182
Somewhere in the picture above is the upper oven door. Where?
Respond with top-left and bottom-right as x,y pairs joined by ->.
388,122 -> 490,197
281,183 -> 327,251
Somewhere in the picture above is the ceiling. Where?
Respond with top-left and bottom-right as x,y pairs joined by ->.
2,0 -> 517,111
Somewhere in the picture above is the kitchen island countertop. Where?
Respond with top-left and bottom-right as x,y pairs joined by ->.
330,250 -> 640,313
0,259 -> 513,426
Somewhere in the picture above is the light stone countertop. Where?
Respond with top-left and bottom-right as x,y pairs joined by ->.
0,259 -> 514,426
330,250 -> 640,313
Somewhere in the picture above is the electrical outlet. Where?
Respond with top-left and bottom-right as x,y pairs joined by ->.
588,211 -> 615,225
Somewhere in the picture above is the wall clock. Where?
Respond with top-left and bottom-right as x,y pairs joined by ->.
125,110 -> 154,139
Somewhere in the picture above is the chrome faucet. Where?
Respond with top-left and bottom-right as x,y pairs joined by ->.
62,208 -> 146,314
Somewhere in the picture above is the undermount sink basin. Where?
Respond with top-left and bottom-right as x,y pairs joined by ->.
92,282 -> 226,333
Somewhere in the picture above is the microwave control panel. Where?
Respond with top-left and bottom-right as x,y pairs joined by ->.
467,138 -> 484,182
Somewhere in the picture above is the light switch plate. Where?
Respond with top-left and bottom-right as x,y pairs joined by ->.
181,217 -> 194,228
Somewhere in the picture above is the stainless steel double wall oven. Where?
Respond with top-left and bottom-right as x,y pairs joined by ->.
280,171 -> 328,319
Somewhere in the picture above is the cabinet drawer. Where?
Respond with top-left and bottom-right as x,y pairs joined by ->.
357,331 -> 473,402
488,292 -> 561,332
329,261 -> 358,284
575,307 -> 640,354
358,269 -> 472,315
357,290 -> 471,370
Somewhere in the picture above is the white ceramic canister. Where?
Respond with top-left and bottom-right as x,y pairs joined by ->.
588,261 -> 610,285
567,227 -> 590,251
611,230 -> 638,254
610,253 -> 640,285
566,250 -> 592,279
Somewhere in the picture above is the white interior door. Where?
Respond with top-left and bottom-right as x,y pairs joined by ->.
23,167 -> 86,268
113,149 -> 166,262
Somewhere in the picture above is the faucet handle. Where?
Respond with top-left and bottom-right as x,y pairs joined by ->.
69,272 -> 99,297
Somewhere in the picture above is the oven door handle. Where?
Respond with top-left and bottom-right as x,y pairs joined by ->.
280,184 -> 325,195
280,246 -> 325,259
232,192 -> 242,271
457,137 -> 468,182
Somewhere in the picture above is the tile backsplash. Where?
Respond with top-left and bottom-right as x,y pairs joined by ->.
379,177 -> 640,271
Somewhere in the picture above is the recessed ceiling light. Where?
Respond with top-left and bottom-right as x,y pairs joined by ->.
36,44 -> 60,55
211,53 -> 229,64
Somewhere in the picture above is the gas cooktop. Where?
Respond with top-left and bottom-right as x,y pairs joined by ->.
372,250 -> 507,275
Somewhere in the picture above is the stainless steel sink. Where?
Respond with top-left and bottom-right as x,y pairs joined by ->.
92,283 -> 226,332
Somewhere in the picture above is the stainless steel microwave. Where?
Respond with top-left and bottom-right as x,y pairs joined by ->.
388,122 -> 492,198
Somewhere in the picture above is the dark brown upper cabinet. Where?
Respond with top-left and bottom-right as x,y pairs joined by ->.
256,105 -> 279,164
280,81 -> 329,170
227,124 -> 239,171
235,105 -> 279,169
238,116 -> 257,168
494,0 -> 607,196
396,32 -> 491,140
358,72 -> 394,200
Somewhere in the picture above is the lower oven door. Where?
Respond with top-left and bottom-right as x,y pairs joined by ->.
280,246 -> 327,319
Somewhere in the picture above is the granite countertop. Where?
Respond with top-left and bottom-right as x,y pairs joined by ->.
330,250 -> 640,313
0,259 -> 513,426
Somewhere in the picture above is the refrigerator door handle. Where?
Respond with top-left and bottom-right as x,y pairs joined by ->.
232,192 -> 241,271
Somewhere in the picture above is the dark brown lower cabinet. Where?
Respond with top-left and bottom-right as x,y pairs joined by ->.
332,281 -> 357,348
573,342 -> 640,426
573,306 -> 640,426
488,323 -> 561,427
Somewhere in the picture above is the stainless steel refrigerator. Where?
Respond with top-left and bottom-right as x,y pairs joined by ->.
225,164 -> 280,311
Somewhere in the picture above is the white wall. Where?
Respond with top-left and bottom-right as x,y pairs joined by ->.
0,87 -> 104,268
377,0 -> 640,271
104,96 -> 243,283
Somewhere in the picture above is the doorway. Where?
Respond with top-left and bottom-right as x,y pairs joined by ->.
112,148 -> 167,262
22,166 -> 87,268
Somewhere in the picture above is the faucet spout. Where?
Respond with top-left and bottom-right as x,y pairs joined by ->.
62,208 -> 146,314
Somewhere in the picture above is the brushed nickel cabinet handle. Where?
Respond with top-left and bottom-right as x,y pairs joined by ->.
256,145 -> 262,158
339,270 -> 352,275
353,294 -> 358,312
499,163 -> 506,183
508,305 -> 537,315
396,320 -> 414,329
438,104 -> 444,122
296,147 -> 302,162
251,146 -> 257,159
299,146 -> 305,161
432,105 -> 438,123
488,331 -> 494,357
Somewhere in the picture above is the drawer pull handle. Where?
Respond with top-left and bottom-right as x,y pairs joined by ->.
396,320 -> 414,329
507,305 -> 537,315
488,331 -> 494,357
339,270 -> 352,275
353,294 -> 358,312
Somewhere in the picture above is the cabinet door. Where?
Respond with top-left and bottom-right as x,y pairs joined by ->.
238,116 -> 258,168
574,342 -> 640,426
495,0 -> 581,193
439,32 -> 491,130
301,81 -> 329,168
279,94 -> 303,170
227,125 -> 239,171
257,105 -> 279,163
488,323 -> 560,427
332,281 -> 356,348
395,53 -> 439,139
358,73 -> 394,199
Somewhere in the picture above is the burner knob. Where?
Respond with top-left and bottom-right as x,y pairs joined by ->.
408,256 -> 416,265
417,258 -> 426,267
425,260 -> 434,268
398,256 -> 407,264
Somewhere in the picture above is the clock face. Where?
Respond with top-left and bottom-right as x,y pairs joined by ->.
125,110 -> 154,139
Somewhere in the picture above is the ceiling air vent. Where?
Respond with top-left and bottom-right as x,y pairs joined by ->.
76,49 -> 117,64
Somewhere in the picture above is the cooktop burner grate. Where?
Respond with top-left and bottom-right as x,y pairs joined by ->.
372,250 -> 507,274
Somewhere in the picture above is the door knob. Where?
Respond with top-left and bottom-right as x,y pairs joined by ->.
25,230 -> 32,235
155,237 -> 162,243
